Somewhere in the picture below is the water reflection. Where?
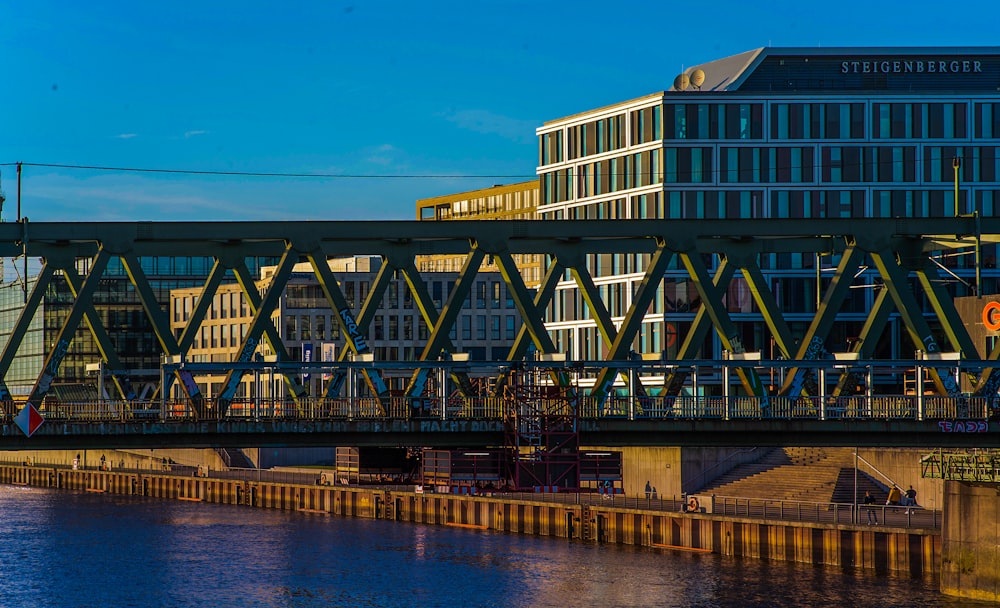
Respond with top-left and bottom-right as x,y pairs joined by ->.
0,485 -> 989,608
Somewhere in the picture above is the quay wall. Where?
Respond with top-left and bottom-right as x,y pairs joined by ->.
0,464 -> 939,577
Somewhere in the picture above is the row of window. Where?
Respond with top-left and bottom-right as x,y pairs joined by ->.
418,189 -> 538,221
184,311 -> 525,349
542,146 -> 1000,201
172,278 -> 520,325
549,319 -> 887,361
540,101 -> 1000,166
541,189 -> 1000,221
547,272 -> 950,326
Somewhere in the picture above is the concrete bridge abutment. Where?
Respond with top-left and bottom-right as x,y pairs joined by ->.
941,480 -> 1000,602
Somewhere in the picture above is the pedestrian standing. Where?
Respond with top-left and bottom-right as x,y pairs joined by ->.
645,480 -> 652,500
864,490 -> 878,525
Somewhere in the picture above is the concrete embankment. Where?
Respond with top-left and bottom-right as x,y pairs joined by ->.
0,464 -> 939,577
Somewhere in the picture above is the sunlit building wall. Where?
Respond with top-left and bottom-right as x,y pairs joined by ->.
416,181 -> 544,289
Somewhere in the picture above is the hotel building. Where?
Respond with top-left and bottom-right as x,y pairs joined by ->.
535,47 -> 1000,362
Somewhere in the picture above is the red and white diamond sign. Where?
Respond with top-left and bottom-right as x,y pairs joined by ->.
14,402 -> 44,437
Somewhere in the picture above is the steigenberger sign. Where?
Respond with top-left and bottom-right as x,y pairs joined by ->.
841,59 -> 983,74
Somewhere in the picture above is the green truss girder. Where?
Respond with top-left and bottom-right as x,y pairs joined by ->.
0,263 -> 55,401
0,217 -> 997,409
870,248 -> 961,397
61,266 -> 136,400
740,264 -> 796,361
404,248 -> 485,398
914,259 -> 979,357
779,246 -> 864,397
591,243 -> 672,398
119,252 -> 189,402
663,259 -> 737,397
26,249 -> 112,407
831,286 -> 894,397
397,257 -> 475,398
325,256 -> 396,398
216,249 -> 304,414
679,252 -> 768,400
307,251 -> 389,400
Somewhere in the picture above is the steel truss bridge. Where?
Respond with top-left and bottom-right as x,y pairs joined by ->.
0,217 -> 998,458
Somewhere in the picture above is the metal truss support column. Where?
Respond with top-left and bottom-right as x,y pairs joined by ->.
914,258 -> 980,356
231,260 -> 308,404
170,260 -> 230,406
780,246 -> 864,397
326,256 -> 396,398
565,254 -> 621,367
494,249 -> 561,358
832,286 -> 894,396
398,257 -> 476,398
663,260 -> 737,397
679,252 -> 767,402
740,264 -> 797,360
405,248 -> 485,398
0,264 -> 55,400
492,249 -> 570,391
217,247 -> 304,415
119,252 -> 201,403
591,242 -> 672,398
307,251 -> 389,399
870,248 -> 960,397
25,249 -> 112,408
61,266 -> 137,400
493,256 -> 567,397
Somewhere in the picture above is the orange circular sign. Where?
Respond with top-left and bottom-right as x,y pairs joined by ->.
983,301 -> 1000,331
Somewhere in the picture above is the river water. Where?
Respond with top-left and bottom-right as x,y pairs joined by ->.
0,484 -> 988,608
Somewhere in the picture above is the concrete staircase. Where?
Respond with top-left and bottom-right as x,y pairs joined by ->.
697,447 -> 887,504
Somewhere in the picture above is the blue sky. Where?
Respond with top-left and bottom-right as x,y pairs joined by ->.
2,0 -> 999,222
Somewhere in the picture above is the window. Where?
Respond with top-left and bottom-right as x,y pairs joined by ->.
388,315 -> 399,341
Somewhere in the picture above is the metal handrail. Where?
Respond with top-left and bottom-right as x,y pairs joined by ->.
856,451 -> 899,491
10,394 -> 992,424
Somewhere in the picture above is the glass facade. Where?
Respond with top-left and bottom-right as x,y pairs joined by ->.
0,256 -> 279,398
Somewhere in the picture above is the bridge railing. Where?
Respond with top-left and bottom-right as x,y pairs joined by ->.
5,393 -> 992,424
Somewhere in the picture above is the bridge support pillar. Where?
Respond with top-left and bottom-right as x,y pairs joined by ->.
940,480 -> 1000,601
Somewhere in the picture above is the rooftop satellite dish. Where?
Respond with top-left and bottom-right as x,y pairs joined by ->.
673,73 -> 690,91
690,69 -> 706,88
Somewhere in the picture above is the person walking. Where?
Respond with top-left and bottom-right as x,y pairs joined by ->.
887,485 -> 902,506
864,490 -> 878,525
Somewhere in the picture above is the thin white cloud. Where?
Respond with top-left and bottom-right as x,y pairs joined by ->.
443,109 -> 537,143
19,173 -> 283,221
364,143 -> 398,166
184,130 -> 208,138
114,133 -> 138,139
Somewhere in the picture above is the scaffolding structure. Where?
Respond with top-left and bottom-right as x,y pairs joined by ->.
502,365 -> 580,491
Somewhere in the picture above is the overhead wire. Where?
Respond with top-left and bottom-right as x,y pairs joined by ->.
0,162 -> 536,180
